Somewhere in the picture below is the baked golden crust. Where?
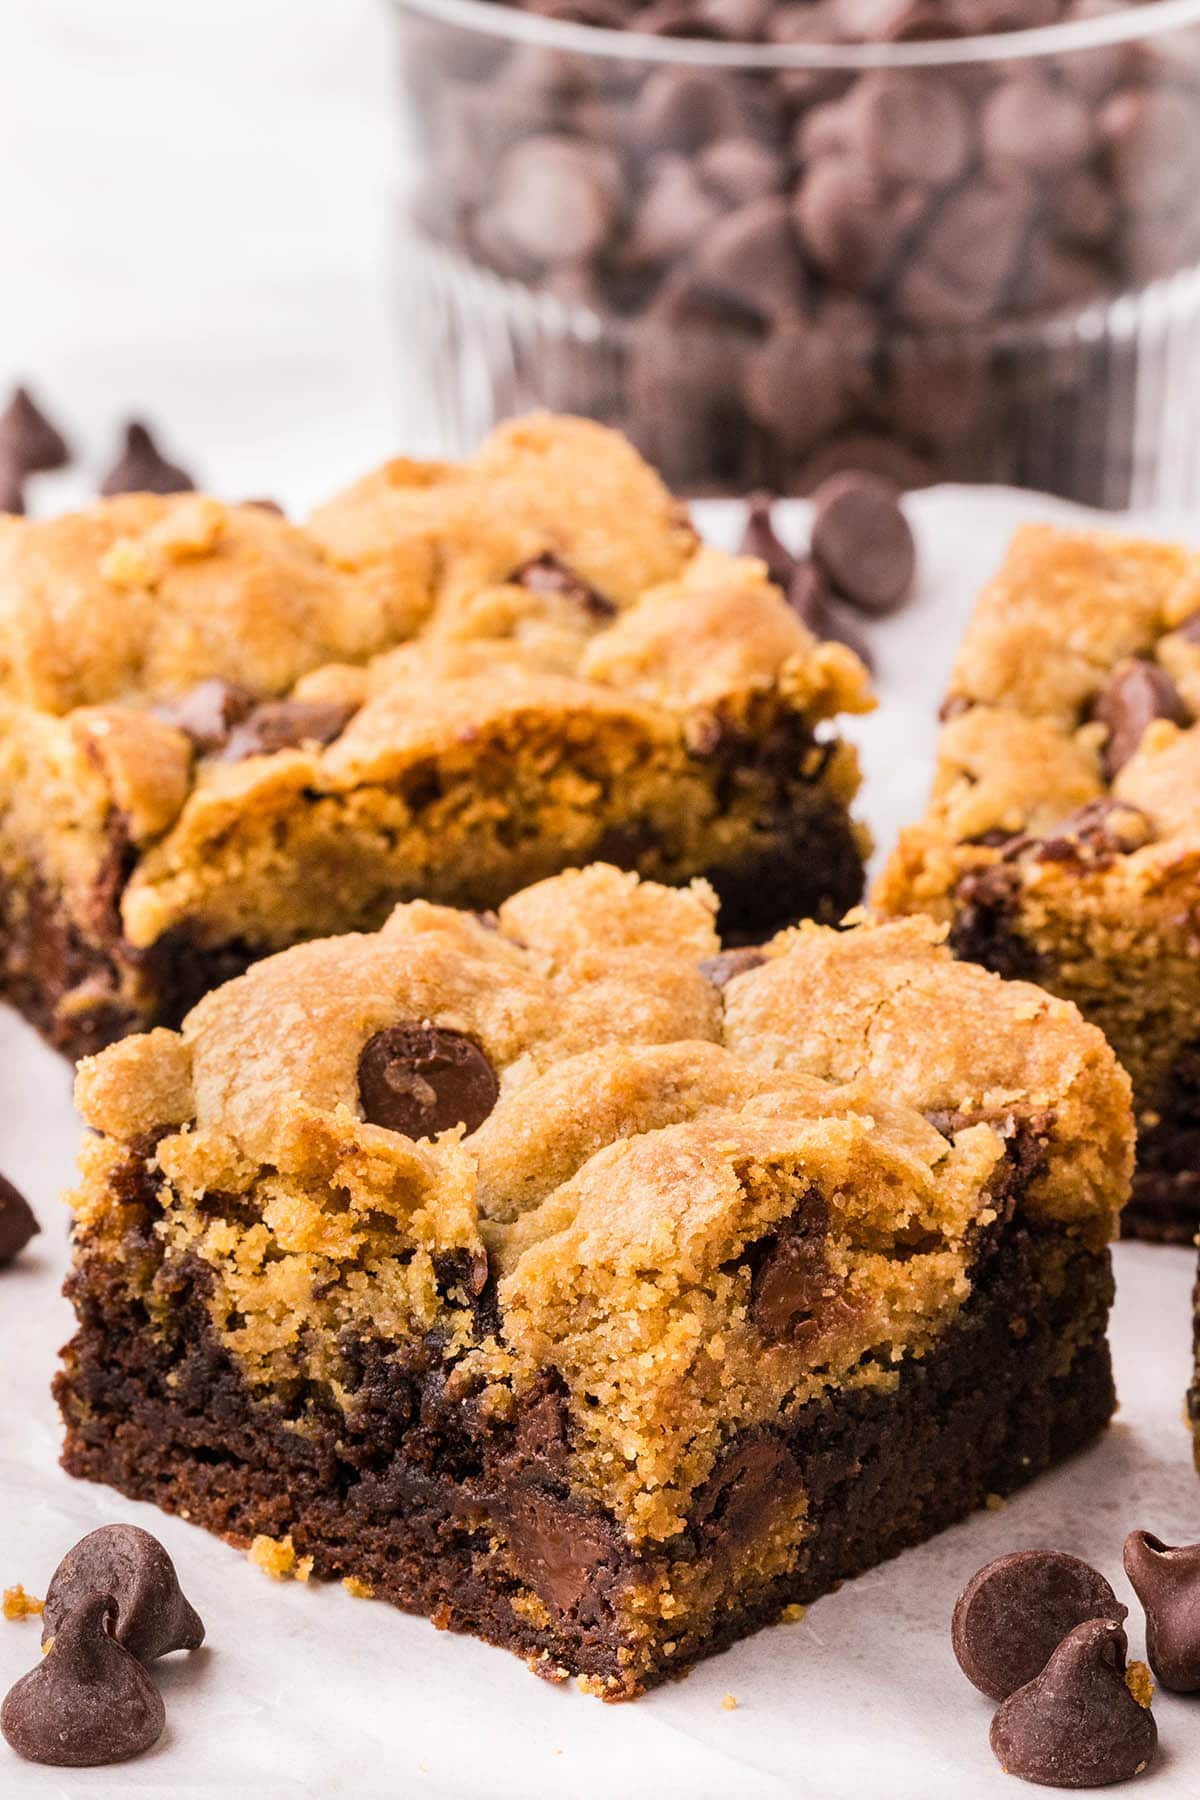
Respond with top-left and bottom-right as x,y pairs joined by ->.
874,523 -> 1200,1188
72,865 -> 1131,1544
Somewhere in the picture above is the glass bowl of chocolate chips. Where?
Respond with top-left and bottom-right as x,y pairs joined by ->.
392,0 -> 1200,506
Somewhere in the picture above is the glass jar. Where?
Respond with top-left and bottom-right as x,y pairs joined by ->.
392,0 -> 1200,505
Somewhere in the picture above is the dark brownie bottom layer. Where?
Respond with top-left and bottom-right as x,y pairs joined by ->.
57,1216 -> 1113,1699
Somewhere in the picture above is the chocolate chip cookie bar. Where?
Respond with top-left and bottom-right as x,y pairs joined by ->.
57,864 -> 1130,1698
0,415 -> 872,1061
875,524 -> 1200,1241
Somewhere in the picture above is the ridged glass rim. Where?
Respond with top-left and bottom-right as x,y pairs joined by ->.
393,0 -> 1200,68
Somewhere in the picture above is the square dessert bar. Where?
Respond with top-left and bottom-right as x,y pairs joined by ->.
875,524 -> 1200,1241
58,864 -> 1130,1698
0,415 -> 872,1062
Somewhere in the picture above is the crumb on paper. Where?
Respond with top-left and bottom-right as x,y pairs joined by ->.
722,1693 -> 738,1711
2,1585 -> 43,1621
779,1603 -> 807,1624
985,1492 -> 1007,1511
1126,1661 -> 1154,1709
248,1532 -> 313,1582
341,1575 -> 374,1600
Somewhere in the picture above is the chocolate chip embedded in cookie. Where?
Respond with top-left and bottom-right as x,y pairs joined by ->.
512,554 -> 617,618
989,1618 -> 1156,1788
1123,1530 -> 1200,1693
358,1024 -> 500,1139
41,1525 -> 204,1664
0,1173 -> 39,1266
152,678 -> 258,755
952,1549 -> 1126,1702
1,1595 -> 165,1767
1093,658 -> 1188,778
219,697 -> 359,761
99,419 -> 194,498
746,1193 -> 850,1345
810,471 -> 916,616
698,946 -> 766,989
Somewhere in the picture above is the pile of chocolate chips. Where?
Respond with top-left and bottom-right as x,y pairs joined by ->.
952,1531 -> 1200,1785
737,474 -> 916,666
0,383 -> 194,516
412,0 -> 1200,500
1,1525 -> 205,1767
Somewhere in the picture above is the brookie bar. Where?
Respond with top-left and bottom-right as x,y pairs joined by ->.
0,413 -> 871,1060
876,523 -> 1200,1241
57,864 -> 1130,1697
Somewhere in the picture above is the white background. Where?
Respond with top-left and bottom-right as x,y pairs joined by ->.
3,6 -> 1200,1796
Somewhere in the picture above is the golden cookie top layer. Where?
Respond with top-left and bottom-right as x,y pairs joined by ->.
0,417 -> 871,882
875,523 -> 1200,916
73,865 -> 1131,1541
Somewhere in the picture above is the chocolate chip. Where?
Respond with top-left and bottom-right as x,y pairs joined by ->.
99,420 -> 194,498
0,386 -> 70,477
952,1550 -> 1127,1702
746,1193 -> 848,1344
242,496 -> 285,516
840,72 -> 975,187
500,1488 -> 624,1619
1093,658 -> 1188,778
699,946 -> 767,988
0,1172 -> 39,1265
486,137 -> 620,268
41,1525 -> 204,1664
737,493 -> 795,588
513,553 -> 616,618
792,159 -> 926,289
810,471 -> 916,615
1124,1530 -> 1200,1693
691,1436 -> 802,1545
2,1595 -> 165,1767
219,697 -> 359,762
152,678 -> 258,755
697,137 -> 787,205
690,196 -> 808,322
0,459 -> 25,516
788,559 -> 876,669
358,1025 -> 499,1140
989,1618 -> 1156,1788
981,77 -> 1093,177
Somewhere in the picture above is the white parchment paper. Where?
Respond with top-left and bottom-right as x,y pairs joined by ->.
4,488 -> 1200,1799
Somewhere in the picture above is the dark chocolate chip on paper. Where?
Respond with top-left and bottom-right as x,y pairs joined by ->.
42,1524 -> 205,1664
989,1617 -> 1156,1789
0,385 -> 70,477
0,458 -> 25,517
810,470 -> 916,615
1124,1530 -> 1200,1693
0,1172 -> 39,1265
2,1595 -> 165,1767
738,492 -> 795,588
952,1548 -> 1126,1702
100,420 -> 195,498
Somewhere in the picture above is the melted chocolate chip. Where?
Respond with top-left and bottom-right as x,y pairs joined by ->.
1124,1530 -> 1200,1693
691,1436 -> 802,1547
746,1192 -> 845,1344
989,1618 -> 1156,1788
0,1172 -> 39,1265
358,1025 -> 499,1140
42,1525 -> 204,1663
0,385 -> 70,476
699,946 -> 766,989
1093,658 -> 1188,779
219,697 -> 358,761
152,678 -> 258,755
738,492 -> 796,588
952,1549 -> 1126,1702
99,420 -> 194,498
500,1488 -> 624,1620
2,1595 -> 165,1767
513,554 -> 617,619
810,471 -> 916,615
